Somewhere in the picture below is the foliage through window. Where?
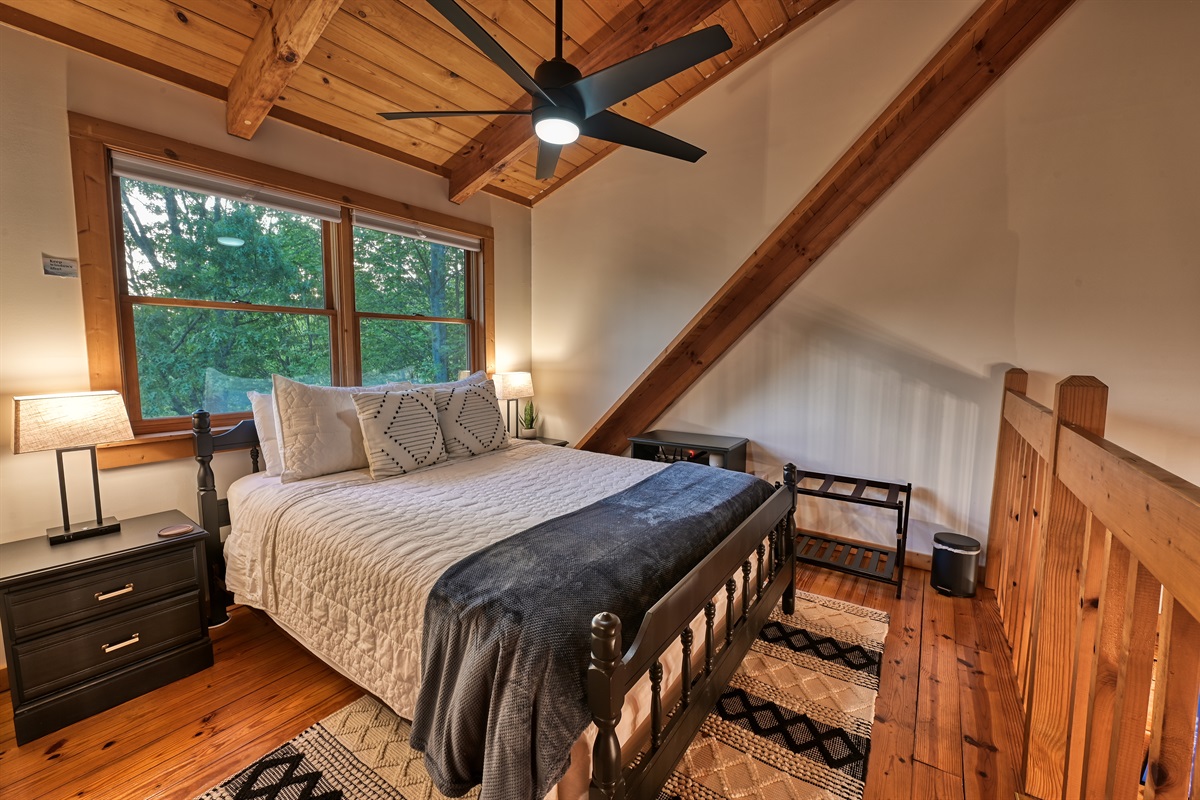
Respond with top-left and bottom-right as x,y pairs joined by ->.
113,159 -> 482,429
353,226 -> 469,385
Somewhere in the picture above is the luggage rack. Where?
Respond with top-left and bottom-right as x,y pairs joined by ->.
793,469 -> 911,597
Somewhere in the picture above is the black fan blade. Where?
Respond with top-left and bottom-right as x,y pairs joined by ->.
427,0 -> 551,104
569,26 -> 733,119
581,111 -> 705,162
536,141 -> 563,180
379,110 -> 531,120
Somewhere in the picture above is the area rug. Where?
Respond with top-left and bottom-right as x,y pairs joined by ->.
196,591 -> 887,800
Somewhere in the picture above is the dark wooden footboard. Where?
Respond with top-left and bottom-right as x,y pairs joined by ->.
192,409 -> 260,625
589,464 -> 798,800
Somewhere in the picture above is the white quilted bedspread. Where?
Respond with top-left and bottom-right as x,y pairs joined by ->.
224,440 -> 665,718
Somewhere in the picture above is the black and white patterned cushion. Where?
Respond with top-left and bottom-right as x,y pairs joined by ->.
434,380 -> 509,456
353,388 -> 446,479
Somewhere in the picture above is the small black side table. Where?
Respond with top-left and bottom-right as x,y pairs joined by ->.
628,429 -> 748,472
536,437 -> 569,447
0,510 -> 214,744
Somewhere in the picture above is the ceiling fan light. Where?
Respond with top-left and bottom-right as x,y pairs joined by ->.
534,116 -> 580,145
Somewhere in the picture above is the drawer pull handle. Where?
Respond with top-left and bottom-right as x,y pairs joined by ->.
95,584 -> 134,602
101,634 -> 140,654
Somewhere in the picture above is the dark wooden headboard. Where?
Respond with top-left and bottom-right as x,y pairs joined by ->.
191,409 -> 260,625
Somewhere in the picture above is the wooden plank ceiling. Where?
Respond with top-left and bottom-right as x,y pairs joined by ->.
0,0 -> 839,207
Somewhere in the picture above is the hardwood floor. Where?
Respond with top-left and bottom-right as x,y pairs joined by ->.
0,567 -> 1025,799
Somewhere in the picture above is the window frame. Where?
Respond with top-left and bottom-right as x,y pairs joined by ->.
68,114 -> 496,466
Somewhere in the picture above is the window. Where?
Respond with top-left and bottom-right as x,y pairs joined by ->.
69,115 -> 494,457
352,211 -> 478,386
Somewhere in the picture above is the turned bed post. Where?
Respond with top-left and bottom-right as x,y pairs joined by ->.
589,612 -> 625,800
192,410 -> 230,626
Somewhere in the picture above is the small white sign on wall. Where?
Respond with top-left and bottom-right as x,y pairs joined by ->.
42,254 -> 79,278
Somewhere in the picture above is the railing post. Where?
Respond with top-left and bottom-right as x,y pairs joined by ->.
985,369 -> 1028,590
1021,376 -> 1108,800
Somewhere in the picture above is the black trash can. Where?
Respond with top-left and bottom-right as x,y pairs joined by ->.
931,532 -> 981,597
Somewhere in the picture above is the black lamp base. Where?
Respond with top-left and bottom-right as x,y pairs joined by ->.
47,517 -> 121,545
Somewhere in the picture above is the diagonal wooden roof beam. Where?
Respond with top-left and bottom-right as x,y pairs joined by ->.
445,0 -> 730,205
578,0 -> 1078,455
226,0 -> 344,140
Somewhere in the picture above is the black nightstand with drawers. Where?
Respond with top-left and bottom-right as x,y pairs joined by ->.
0,510 -> 214,745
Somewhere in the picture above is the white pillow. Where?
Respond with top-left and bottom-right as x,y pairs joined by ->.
272,375 -> 407,483
434,379 -> 508,456
353,388 -> 445,479
246,391 -> 283,477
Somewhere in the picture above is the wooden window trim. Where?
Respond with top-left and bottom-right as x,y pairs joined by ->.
69,113 -> 496,468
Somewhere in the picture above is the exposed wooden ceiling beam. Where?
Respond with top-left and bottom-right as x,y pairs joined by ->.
445,0 -> 731,205
577,0 -> 1079,455
226,0 -> 344,140
531,0 -> 844,205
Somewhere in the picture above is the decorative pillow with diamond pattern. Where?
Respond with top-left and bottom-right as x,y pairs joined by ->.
434,380 -> 509,456
353,388 -> 446,479
273,375 -> 410,483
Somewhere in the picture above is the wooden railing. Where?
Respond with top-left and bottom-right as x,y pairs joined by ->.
985,369 -> 1200,800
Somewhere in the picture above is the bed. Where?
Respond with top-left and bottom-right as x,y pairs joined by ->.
192,399 -> 797,800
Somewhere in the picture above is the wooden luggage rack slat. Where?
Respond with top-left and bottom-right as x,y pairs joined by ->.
793,469 -> 911,597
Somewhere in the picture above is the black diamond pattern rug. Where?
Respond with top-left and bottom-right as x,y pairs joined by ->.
197,591 -> 886,800
660,590 -> 888,800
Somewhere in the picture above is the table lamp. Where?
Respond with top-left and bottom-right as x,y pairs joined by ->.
492,372 -> 534,436
12,390 -> 135,544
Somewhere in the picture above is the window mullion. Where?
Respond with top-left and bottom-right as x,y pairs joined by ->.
331,210 -> 361,386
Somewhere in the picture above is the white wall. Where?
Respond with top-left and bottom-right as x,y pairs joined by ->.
0,26 -> 533,542
532,0 -> 1200,555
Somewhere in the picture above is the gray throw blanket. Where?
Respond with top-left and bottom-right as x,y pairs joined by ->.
409,461 -> 774,800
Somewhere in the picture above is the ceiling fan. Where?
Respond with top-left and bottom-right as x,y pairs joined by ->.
379,0 -> 733,180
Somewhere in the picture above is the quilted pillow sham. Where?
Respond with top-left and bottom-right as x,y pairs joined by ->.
352,388 -> 446,479
246,391 -> 283,477
272,375 -> 410,483
434,379 -> 509,456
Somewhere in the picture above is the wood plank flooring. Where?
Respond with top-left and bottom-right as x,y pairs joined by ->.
0,568 -> 1025,799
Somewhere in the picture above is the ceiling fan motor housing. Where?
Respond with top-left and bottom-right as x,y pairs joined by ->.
533,57 -> 582,90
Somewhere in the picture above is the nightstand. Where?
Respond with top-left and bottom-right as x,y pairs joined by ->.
628,429 -> 749,472
0,510 -> 214,745
536,437 -> 569,447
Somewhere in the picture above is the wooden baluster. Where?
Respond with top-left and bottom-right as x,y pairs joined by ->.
768,528 -> 778,581
704,602 -> 716,674
249,444 -> 261,473
756,543 -> 766,600
783,463 -> 798,615
588,612 -> 624,800
650,660 -> 664,750
1145,594 -> 1200,800
680,627 -> 693,707
725,579 -> 736,646
741,561 -> 752,622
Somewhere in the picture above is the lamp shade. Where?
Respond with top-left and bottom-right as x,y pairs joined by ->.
492,372 -> 534,400
12,391 -> 134,454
